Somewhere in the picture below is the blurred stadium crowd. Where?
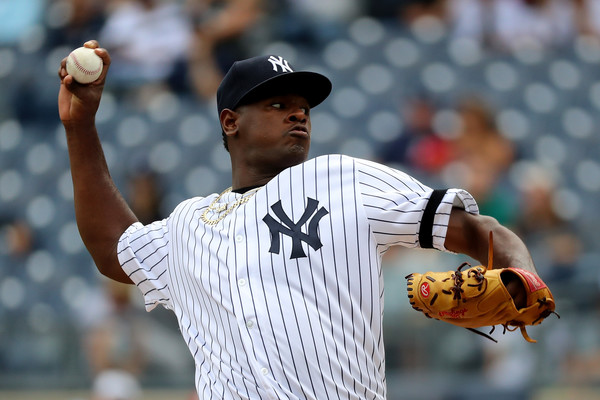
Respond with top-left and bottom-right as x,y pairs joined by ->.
1,0 -> 600,399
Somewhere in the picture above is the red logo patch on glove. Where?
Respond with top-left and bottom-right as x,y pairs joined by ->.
420,282 -> 430,298
509,268 -> 547,293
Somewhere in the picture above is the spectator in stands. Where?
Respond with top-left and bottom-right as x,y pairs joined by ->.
562,294 -> 600,385
448,0 -> 578,51
493,0 -> 576,50
377,95 -> 453,178
185,0 -> 265,100
0,218 -> 35,259
85,279 -> 147,400
0,217 -> 39,286
515,166 -> 563,236
399,0 -> 447,24
98,0 -> 193,100
445,0 -> 488,43
92,369 -> 142,400
481,332 -> 536,399
513,164 -> 582,283
451,96 -> 515,178
45,0 -> 107,48
126,170 -> 164,225
572,0 -> 600,38
274,0 -> 364,44
446,96 -> 517,225
371,0 -> 447,23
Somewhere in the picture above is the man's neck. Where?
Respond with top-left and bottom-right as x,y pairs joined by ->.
232,185 -> 263,194
230,155 -> 308,192
230,165 -> 282,192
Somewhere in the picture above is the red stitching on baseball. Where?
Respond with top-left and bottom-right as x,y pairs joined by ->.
71,52 -> 102,76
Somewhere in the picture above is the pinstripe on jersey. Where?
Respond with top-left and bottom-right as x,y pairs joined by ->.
117,154 -> 479,399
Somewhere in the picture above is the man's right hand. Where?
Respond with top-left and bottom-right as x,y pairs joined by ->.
58,40 -> 110,127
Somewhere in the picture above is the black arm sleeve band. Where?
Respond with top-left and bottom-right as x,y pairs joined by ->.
419,189 -> 448,249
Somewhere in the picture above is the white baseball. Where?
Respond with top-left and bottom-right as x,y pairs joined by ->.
66,47 -> 103,84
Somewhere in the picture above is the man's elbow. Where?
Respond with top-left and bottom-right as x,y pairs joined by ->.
93,252 -> 133,285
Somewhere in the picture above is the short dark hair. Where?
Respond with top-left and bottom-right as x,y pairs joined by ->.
222,129 -> 229,152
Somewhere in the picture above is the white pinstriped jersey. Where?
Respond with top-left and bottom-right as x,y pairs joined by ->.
117,154 -> 479,399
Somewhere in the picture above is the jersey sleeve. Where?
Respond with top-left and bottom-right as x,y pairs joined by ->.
117,219 -> 172,311
355,158 -> 479,252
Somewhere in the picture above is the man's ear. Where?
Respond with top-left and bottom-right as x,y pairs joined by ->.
220,109 -> 239,137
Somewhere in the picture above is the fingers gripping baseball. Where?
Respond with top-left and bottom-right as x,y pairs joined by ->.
67,47 -> 103,84
58,41 -> 111,124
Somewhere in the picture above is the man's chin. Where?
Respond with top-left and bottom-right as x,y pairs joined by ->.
286,145 -> 309,165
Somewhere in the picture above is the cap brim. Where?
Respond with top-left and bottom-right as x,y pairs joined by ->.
236,71 -> 332,110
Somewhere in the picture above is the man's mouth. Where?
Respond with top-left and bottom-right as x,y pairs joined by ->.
289,125 -> 308,137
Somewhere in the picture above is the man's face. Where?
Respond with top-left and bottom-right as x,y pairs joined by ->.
234,94 -> 312,170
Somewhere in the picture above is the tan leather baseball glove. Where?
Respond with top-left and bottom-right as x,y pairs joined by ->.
405,233 -> 558,342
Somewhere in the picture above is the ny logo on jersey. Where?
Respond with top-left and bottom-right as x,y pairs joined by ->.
267,55 -> 293,73
263,198 -> 328,259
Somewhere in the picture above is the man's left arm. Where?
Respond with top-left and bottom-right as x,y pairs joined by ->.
444,208 -> 537,275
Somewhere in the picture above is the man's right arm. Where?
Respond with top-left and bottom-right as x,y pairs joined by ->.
58,41 -> 137,284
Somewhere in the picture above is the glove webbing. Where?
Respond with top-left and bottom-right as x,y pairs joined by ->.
459,232 -> 559,343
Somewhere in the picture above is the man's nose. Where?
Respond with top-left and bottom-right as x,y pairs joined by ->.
288,108 -> 307,123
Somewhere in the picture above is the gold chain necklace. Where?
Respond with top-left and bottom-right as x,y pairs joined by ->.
200,186 -> 261,226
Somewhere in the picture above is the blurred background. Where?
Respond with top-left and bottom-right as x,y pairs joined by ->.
1,0 -> 599,399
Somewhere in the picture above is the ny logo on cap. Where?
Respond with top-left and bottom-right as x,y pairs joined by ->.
268,56 -> 293,73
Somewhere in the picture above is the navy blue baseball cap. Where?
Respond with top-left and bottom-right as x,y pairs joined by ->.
217,55 -> 332,116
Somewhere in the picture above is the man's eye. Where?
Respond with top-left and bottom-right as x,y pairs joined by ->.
272,103 -> 282,109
